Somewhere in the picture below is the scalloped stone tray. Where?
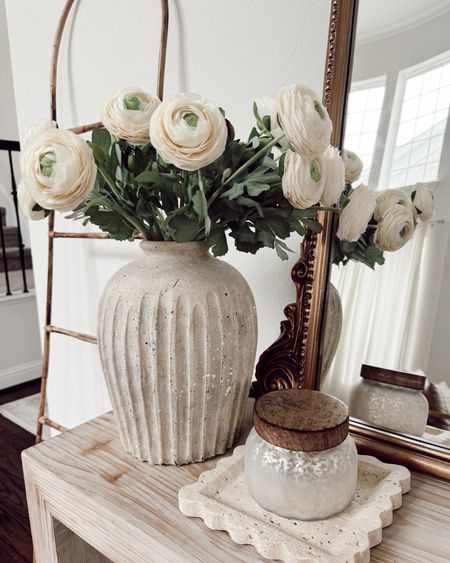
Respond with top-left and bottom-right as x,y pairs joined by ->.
179,445 -> 411,562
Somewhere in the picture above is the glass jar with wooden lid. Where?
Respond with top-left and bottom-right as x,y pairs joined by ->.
350,364 -> 429,436
244,389 -> 358,520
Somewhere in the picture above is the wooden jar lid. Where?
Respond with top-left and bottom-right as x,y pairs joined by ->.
360,364 -> 426,391
253,389 -> 349,452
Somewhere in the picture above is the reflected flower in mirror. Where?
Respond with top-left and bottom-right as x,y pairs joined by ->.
334,151 -> 435,269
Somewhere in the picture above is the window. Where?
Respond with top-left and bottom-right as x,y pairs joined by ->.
386,53 -> 450,188
344,78 -> 386,184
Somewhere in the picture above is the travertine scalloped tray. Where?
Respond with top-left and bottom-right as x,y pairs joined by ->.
179,446 -> 410,563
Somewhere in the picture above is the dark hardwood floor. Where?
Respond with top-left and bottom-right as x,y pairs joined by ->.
0,379 -> 40,563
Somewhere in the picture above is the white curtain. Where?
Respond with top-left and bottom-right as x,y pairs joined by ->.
322,221 -> 450,405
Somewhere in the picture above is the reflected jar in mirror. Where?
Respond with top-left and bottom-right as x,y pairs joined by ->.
244,389 -> 358,521
350,365 -> 429,437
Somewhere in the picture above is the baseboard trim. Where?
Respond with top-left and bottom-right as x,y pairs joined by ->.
0,360 -> 42,390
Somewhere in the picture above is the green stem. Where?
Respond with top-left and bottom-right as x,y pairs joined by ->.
223,134 -> 285,187
97,166 -> 150,237
207,133 -> 285,209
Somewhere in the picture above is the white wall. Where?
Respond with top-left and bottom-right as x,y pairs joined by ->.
0,294 -> 41,389
5,0 -> 331,428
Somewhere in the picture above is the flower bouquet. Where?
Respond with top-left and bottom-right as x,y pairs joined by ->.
334,150 -> 435,269
18,85 -> 346,258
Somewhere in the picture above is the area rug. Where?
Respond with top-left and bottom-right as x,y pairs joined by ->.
0,393 -> 50,437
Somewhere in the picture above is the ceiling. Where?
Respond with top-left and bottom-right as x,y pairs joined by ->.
357,0 -> 450,44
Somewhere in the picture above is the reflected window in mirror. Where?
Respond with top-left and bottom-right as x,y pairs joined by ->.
384,52 -> 450,188
345,77 -> 386,184
323,1 -> 450,446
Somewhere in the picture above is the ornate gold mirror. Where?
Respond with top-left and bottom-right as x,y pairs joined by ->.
318,0 -> 450,478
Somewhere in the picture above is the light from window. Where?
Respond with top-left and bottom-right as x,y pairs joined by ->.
388,59 -> 450,187
344,81 -> 386,184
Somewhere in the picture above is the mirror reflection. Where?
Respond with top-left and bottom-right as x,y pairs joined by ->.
323,0 -> 450,449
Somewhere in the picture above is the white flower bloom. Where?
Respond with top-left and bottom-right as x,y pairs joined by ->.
254,96 -> 289,150
19,123 -> 96,212
374,204 -> 415,251
336,184 -> 376,242
101,87 -> 161,144
282,149 -> 326,209
412,183 -> 435,222
277,84 -> 332,159
343,149 -> 363,183
374,189 -> 413,221
150,93 -> 228,171
23,119 -> 57,145
320,146 -> 345,206
18,181 -> 46,221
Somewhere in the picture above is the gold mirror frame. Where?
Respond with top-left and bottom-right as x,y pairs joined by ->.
316,0 -> 450,479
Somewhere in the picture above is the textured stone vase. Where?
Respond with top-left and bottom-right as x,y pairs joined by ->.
97,241 -> 257,465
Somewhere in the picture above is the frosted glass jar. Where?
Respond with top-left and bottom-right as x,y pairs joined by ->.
350,365 -> 428,437
245,389 -> 358,521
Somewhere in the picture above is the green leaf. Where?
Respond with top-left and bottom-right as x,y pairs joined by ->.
205,227 -> 228,256
274,239 -> 290,260
253,101 -> 263,129
246,183 -> 271,197
221,183 -> 245,200
85,207 -> 135,240
135,170 -> 161,184
261,217 -> 290,239
89,142 -> 107,166
365,245 -> 385,267
235,196 -> 264,217
92,128 -> 111,153
167,215 -> 199,242
301,217 -> 323,233
262,115 -> 271,130
255,228 -> 275,248
192,188 -> 211,236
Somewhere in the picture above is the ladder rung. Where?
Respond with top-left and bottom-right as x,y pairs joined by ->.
50,231 -> 143,240
46,325 -> 97,344
50,231 -> 110,239
38,416 -> 69,433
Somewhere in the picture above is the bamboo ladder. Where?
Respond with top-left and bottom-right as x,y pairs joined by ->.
35,0 -> 170,443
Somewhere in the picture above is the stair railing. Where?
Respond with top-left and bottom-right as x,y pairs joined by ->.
0,139 -> 28,295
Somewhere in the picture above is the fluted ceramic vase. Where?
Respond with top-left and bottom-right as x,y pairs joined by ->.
97,241 -> 257,465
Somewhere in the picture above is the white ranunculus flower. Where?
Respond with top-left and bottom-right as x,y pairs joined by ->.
320,146 -> 345,206
374,189 -> 413,221
374,204 -> 415,251
101,87 -> 161,144
336,184 -> 376,242
254,96 -> 289,150
150,93 -> 228,171
412,183 -> 435,222
23,119 -> 57,144
343,149 -> 363,183
282,149 -> 326,209
20,124 -> 96,212
277,84 -> 332,159
18,181 -> 46,221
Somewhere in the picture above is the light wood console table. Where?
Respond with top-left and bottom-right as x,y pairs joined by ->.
22,412 -> 450,562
